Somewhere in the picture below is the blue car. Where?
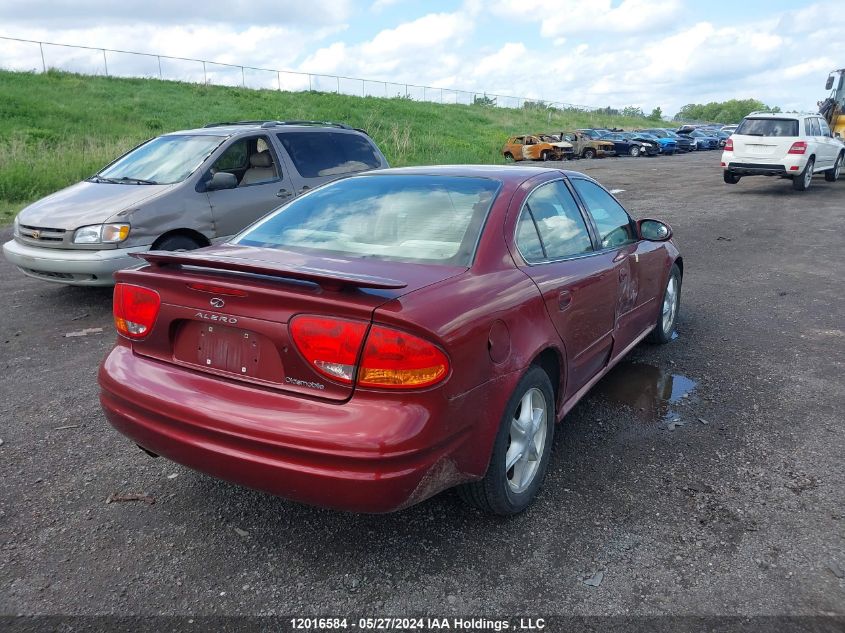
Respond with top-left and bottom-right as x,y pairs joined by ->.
683,129 -> 720,150
635,130 -> 677,155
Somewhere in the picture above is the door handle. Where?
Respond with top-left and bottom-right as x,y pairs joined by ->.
557,290 -> 572,310
612,251 -> 627,263
276,188 -> 292,198
299,185 -> 311,193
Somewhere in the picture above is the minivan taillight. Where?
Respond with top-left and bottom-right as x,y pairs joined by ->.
724,138 -> 733,151
289,315 -> 450,389
788,141 -> 807,155
113,283 -> 161,339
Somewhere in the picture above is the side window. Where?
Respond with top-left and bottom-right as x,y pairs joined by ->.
212,138 -> 249,172
519,181 -> 593,261
516,210 -> 545,262
819,118 -> 832,137
571,179 -> 637,249
807,118 -> 821,136
278,131 -> 382,179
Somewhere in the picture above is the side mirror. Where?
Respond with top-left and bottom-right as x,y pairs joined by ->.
206,172 -> 237,191
639,219 -> 672,241
826,76 -> 834,90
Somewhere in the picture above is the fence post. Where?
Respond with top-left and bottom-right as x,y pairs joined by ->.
102,49 -> 108,76
423,86 -> 426,101
308,74 -> 312,91
362,79 -> 365,97
405,84 -> 408,98
39,42 -> 46,73
384,81 -> 387,97
202,61 -> 207,85
336,76 -> 340,94
277,71 -> 281,91
241,66 -> 245,87
157,55 -> 162,79
440,88 -> 443,104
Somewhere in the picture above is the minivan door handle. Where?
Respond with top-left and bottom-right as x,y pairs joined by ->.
276,188 -> 292,198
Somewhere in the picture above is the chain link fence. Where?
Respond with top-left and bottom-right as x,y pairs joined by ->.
0,35 -> 606,113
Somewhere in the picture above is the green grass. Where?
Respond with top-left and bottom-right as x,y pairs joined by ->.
0,69 -> 660,226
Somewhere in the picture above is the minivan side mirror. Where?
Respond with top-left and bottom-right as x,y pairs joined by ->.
206,172 -> 237,191
638,219 -> 673,241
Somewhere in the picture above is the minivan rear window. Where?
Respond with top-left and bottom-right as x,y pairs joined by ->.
278,132 -> 382,178
736,118 -> 799,137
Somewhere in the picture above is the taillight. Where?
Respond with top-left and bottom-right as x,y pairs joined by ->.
289,315 -> 450,389
113,283 -> 160,339
359,325 -> 449,389
724,138 -> 733,151
788,141 -> 807,155
187,282 -> 247,297
289,316 -> 367,383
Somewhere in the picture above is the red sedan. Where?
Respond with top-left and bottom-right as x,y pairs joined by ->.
99,165 -> 682,515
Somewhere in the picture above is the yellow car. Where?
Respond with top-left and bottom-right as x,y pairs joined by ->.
502,135 -> 574,161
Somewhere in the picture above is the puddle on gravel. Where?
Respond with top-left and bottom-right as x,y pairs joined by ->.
592,361 -> 697,423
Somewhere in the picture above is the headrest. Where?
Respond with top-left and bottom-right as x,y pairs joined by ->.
250,151 -> 272,168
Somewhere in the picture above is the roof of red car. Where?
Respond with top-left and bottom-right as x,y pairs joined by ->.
366,164 -> 594,184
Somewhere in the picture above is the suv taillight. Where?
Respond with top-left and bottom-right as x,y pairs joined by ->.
788,141 -> 807,155
724,138 -> 733,151
113,283 -> 160,339
290,315 -> 449,389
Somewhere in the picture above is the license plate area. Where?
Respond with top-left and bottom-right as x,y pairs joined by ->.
172,320 -> 285,384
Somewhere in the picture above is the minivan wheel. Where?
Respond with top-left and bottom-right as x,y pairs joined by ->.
824,153 -> 843,182
723,171 -> 741,184
457,366 -> 555,515
793,158 -> 815,191
647,263 -> 681,344
154,235 -> 202,252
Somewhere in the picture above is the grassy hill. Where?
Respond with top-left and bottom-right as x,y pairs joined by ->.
0,69 -> 659,225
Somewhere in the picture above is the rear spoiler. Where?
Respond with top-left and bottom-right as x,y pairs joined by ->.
132,251 -> 408,290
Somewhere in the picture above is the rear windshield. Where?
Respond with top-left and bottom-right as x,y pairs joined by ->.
278,131 -> 382,178
736,118 -> 799,137
235,175 -> 501,266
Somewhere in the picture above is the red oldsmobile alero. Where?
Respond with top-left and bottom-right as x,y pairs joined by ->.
98,165 -> 682,515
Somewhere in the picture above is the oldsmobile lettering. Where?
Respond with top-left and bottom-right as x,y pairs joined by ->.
195,312 -> 238,325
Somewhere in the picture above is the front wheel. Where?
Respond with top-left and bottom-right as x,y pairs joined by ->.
824,153 -> 843,182
647,264 -> 681,344
457,366 -> 555,515
629,145 -> 641,157
723,171 -> 741,184
583,148 -> 596,159
154,235 -> 202,252
793,157 -> 815,191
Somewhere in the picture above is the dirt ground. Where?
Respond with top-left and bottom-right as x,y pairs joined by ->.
1,152 -> 843,626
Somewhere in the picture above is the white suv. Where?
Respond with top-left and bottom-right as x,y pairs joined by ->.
721,112 -> 844,191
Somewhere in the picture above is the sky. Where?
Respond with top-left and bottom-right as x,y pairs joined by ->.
0,0 -> 841,116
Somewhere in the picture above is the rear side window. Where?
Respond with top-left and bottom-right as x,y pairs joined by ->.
819,118 -> 832,137
518,181 -> 593,262
736,118 -> 799,137
278,132 -> 381,178
571,179 -> 637,249
807,118 -> 821,136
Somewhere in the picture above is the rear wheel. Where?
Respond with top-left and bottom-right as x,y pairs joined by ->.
647,264 -> 681,344
154,235 -> 202,252
723,171 -> 741,184
583,148 -> 596,159
458,366 -> 555,515
540,150 -> 550,162
504,152 -> 515,162
793,157 -> 815,191
824,153 -> 843,182
629,145 -> 641,157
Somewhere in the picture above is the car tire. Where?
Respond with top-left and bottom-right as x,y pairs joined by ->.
723,171 -> 741,184
646,263 -> 681,344
504,152 -> 515,162
154,235 -> 203,252
792,157 -> 815,191
824,153 -> 843,182
583,148 -> 596,159
457,365 -> 555,515
629,145 -> 641,157
540,150 -> 550,162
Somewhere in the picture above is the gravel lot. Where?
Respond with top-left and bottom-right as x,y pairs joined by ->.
1,152 -> 843,624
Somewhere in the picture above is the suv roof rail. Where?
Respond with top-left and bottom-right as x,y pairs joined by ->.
202,120 -> 355,130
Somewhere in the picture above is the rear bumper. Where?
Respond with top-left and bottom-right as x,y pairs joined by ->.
725,162 -> 789,177
98,345 -> 508,512
2,239 -> 148,286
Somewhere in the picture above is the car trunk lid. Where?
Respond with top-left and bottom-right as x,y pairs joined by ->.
115,243 -> 465,401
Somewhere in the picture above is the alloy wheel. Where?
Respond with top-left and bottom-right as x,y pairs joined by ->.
505,387 -> 548,494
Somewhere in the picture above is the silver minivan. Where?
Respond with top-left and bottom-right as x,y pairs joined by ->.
3,121 -> 389,285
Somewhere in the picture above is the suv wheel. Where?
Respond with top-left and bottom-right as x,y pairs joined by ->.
793,157 -> 815,191
583,148 -> 596,159
723,171 -> 741,184
825,153 -> 843,182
